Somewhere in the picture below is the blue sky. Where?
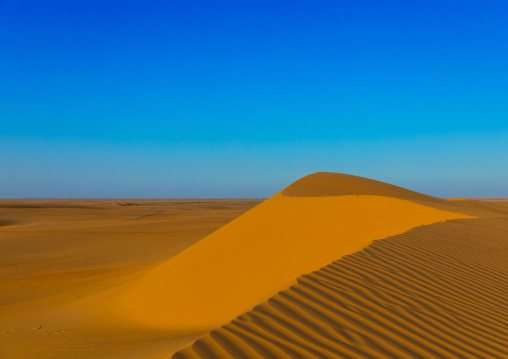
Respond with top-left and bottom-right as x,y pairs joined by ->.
1,1 -> 507,197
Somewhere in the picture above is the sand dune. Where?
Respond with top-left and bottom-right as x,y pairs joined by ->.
85,173 -> 471,334
174,217 -> 508,358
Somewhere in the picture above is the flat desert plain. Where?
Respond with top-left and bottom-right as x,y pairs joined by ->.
0,199 -> 261,358
1,172 -> 508,358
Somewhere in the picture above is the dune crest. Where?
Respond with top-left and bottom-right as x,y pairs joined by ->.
282,172 -> 444,203
83,173 -> 473,333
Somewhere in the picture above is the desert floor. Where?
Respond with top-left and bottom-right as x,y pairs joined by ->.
0,199 -> 261,358
1,173 -> 508,359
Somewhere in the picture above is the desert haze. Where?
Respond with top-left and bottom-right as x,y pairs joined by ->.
1,173 -> 507,358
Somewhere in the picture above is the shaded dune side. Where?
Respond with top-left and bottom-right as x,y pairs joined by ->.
0,219 -> 21,227
409,198 -> 508,219
443,199 -> 508,217
174,217 -> 508,359
282,172 -> 445,203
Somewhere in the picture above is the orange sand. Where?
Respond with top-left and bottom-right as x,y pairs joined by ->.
0,199 -> 260,359
59,173 -> 471,334
2,173 -> 506,359
110,194 -> 470,332
175,217 -> 508,358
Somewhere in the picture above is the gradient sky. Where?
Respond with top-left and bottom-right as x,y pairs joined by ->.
1,1 -> 507,198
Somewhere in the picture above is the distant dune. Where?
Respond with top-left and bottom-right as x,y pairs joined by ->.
2,173 -> 507,359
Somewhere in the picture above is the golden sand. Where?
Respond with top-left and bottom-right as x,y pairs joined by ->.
2,173 -> 507,358
175,217 -> 508,358
0,199 -> 259,358
111,194 -> 470,332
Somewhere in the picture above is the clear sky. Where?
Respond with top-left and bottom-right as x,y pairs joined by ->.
1,1 -> 507,198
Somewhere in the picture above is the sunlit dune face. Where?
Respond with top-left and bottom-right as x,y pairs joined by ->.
87,173 -> 473,332
174,217 -> 508,359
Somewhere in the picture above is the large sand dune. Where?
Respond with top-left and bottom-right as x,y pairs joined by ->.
89,173 -> 471,333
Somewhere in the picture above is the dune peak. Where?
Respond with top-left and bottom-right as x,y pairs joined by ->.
282,172 -> 444,203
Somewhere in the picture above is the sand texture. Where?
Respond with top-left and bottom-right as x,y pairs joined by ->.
91,174 -> 471,334
174,217 -> 508,358
1,172 -> 507,358
0,199 -> 260,359
282,172 -> 445,203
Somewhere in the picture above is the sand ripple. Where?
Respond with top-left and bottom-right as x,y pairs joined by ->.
174,218 -> 508,358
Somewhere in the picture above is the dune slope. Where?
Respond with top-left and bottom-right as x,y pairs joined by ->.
91,173 -> 472,333
174,217 -> 508,359
283,172 -> 445,203
0,200 -> 261,359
